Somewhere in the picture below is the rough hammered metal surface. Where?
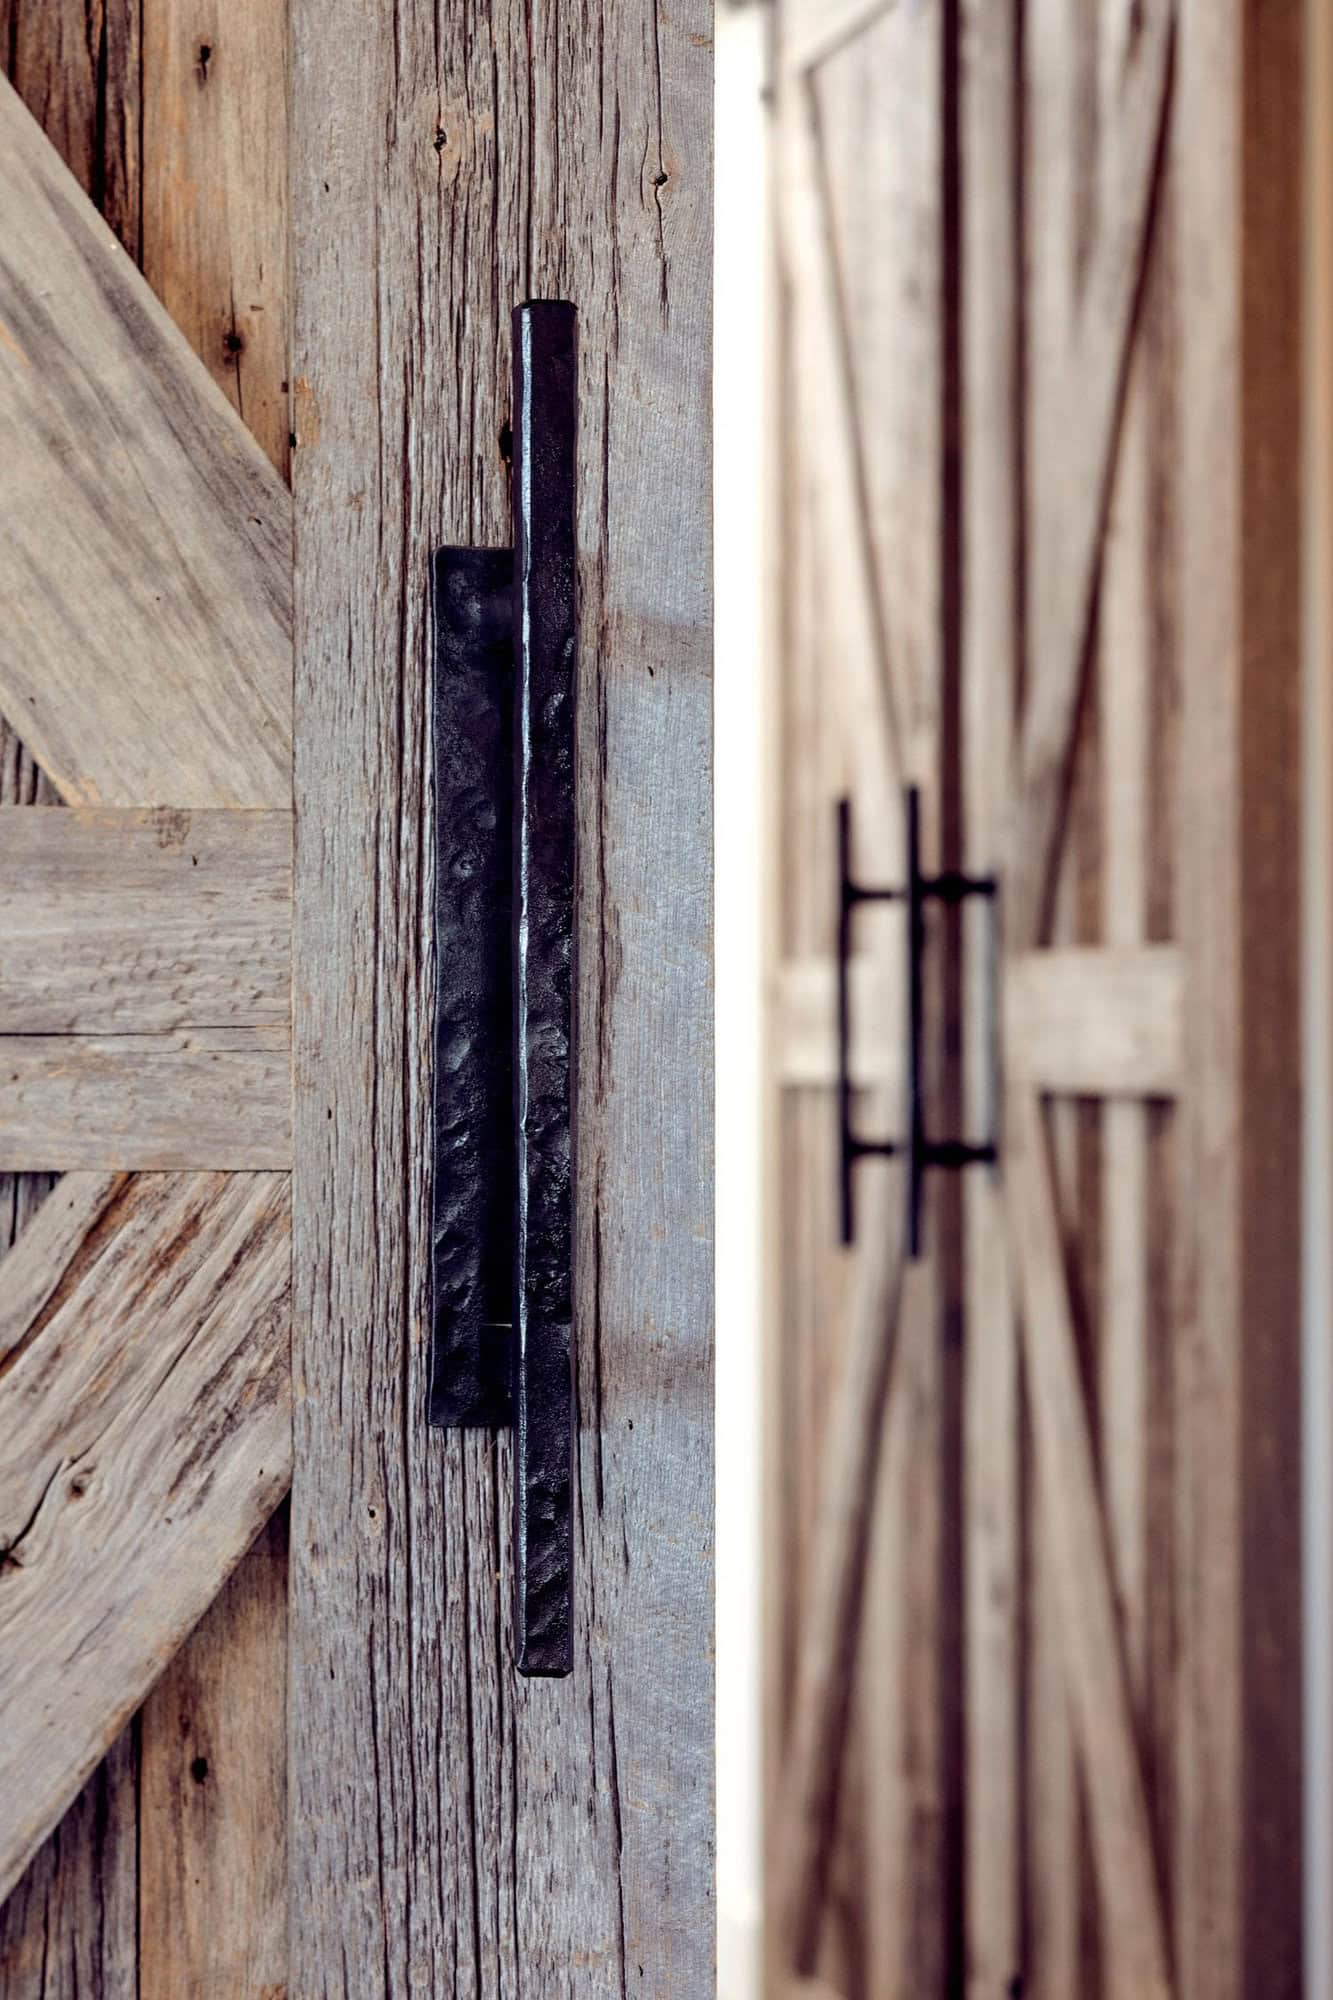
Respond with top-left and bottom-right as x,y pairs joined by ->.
510,300 -> 577,1677
429,545 -> 515,1429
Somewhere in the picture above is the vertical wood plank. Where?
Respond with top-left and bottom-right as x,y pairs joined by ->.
0,0 -> 140,257
130,5 -> 291,1990
0,12 -> 137,1984
142,0 -> 290,478
1176,0 -> 1304,1992
0,1731 -> 138,2000
138,1510 -> 288,2000
287,4 -> 713,1992
960,0 -> 1022,1989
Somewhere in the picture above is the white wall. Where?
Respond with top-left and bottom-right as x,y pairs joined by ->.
714,9 -> 770,1998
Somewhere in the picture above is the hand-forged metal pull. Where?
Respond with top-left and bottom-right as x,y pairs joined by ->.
837,787 -> 998,1257
429,300 -> 577,1679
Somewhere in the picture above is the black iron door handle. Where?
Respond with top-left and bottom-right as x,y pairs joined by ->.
429,300 -> 577,1679
837,787 -> 997,1256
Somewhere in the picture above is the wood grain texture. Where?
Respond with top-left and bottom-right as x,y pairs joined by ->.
0,1727 -> 139,2000
0,806 -> 291,1162
0,1028 -> 290,1170
0,3 -> 292,1985
0,73 -> 291,810
287,2 -> 713,1994
138,1506 -> 288,2000
0,1170 -> 292,1907
0,1172 -> 117,1360
0,0 -> 141,259
0,1181 -> 140,2000
142,0 -> 290,478
129,8 -> 294,1989
0,807 -> 291,1032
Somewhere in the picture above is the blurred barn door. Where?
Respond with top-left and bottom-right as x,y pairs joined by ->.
766,2 -> 1305,1997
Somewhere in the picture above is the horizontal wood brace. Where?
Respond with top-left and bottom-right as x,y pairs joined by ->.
1005,945 -> 1183,1098
775,943 -> 1181,1100
0,807 -> 292,1169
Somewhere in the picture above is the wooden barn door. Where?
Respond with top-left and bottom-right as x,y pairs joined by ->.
767,2 -> 1304,1997
0,7 -> 713,1997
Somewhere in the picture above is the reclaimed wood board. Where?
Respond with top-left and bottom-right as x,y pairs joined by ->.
287,1 -> 714,1991
0,1169 -> 292,1908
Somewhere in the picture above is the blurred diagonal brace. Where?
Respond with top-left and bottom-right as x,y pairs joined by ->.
1003,1074 -> 1173,1999
771,1166 -> 912,1974
782,70 -> 908,820
1005,0 -> 1174,950
782,0 -> 898,78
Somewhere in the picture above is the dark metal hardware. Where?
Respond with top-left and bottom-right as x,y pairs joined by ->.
429,300 -> 577,1680
838,788 -> 997,1257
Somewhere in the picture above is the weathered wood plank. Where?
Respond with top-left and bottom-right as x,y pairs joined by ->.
0,807 -> 290,1033
1175,0 -> 1305,1990
0,1172 -> 120,1362
131,8 -> 294,1987
1007,945 -> 1183,1098
960,0 -> 1021,1984
142,0 -> 289,480
0,1170 -> 291,1907
0,1030 -> 290,1170
0,23 -> 135,1973
138,1506 -> 288,2000
0,74 -> 291,810
0,0 -> 141,259
287,2 -> 713,1993
0,1726 -> 139,2000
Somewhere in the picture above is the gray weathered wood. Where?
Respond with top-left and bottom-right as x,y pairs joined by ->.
287,3 -> 713,1994
0,1169 -> 292,1907
0,1030 -> 290,1170
0,74 -> 291,810
0,6 -> 292,1983
0,808 -> 290,1032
